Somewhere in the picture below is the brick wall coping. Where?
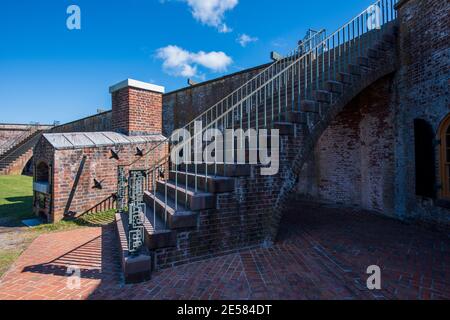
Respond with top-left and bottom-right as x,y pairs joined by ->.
43,132 -> 166,150
0,124 -> 53,130
50,110 -> 111,132
109,79 -> 165,94
165,63 -> 271,96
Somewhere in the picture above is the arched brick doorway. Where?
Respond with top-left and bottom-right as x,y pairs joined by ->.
34,161 -> 51,221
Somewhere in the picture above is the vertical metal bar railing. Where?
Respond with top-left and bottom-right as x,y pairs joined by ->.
127,0 -> 398,233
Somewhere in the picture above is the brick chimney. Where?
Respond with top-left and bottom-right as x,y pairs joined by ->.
110,79 -> 165,136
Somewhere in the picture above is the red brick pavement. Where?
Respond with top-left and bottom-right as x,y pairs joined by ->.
0,201 -> 448,300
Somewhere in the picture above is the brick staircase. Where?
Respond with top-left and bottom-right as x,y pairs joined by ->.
117,0 -> 399,276
0,130 -> 44,175
0,126 -> 36,157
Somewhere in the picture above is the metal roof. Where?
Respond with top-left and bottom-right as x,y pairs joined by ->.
42,132 -> 166,150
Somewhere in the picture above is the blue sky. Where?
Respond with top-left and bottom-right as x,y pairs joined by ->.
0,0 -> 375,125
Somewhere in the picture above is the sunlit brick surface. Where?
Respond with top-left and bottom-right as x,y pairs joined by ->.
0,201 -> 448,300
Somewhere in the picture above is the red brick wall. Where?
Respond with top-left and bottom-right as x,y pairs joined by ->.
393,0 -> 450,226
163,64 -> 269,136
33,138 -> 55,220
154,133 -> 301,269
51,112 -> 111,133
33,136 -> 167,223
1,149 -> 34,175
50,141 -> 167,222
0,124 -> 52,152
0,129 -> 24,149
112,87 -> 163,136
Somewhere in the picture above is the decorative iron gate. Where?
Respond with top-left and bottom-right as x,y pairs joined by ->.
117,166 -> 147,255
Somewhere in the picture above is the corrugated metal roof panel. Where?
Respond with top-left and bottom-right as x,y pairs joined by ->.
63,133 -> 95,148
125,136 -> 146,144
42,132 -> 166,150
43,134 -> 73,149
101,132 -> 131,144
83,132 -> 114,146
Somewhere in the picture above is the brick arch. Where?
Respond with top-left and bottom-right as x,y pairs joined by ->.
270,59 -> 399,241
35,160 -> 50,182
21,156 -> 34,176
300,74 -> 397,211
1,148 -> 34,176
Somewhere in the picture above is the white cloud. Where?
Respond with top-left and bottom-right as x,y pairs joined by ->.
156,45 -> 233,78
162,0 -> 238,32
237,34 -> 258,47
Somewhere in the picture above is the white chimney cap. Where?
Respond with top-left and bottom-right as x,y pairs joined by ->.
109,79 -> 165,94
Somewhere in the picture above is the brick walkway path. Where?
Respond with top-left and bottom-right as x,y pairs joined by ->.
0,201 -> 448,300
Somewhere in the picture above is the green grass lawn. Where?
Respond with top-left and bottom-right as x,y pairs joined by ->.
0,249 -> 23,277
0,175 -> 116,277
0,175 -> 34,224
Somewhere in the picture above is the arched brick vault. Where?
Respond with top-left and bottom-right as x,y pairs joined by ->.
298,74 -> 397,213
4,149 -> 34,176
270,58 -> 399,241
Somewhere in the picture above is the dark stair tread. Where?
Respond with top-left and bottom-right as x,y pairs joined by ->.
117,211 -> 176,251
285,111 -> 307,124
158,179 -> 214,198
156,179 -> 216,211
178,163 -> 251,177
142,205 -> 177,249
144,190 -> 192,216
170,170 -> 235,193
144,191 -> 199,229
273,122 -> 296,136
170,170 -> 233,183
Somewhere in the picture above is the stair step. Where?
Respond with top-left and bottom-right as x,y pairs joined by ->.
314,90 -> 331,104
156,180 -> 216,211
367,48 -> 380,59
144,191 -> 198,229
337,72 -> 353,85
273,122 -> 295,136
115,213 -> 152,284
178,163 -> 251,177
141,207 -> 177,250
326,80 -> 343,94
357,56 -> 370,67
382,33 -> 395,44
285,111 -> 307,124
300,100 -> 319,113
169,171 -> 234,193
374,41 -> 389,51
348,64 -> 362,76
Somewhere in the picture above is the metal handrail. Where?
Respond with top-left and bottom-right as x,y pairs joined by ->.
0,131 -> 43,166
123,28 -> 330,168
126,0 -> 398,229
141,0 -> 397,166
0,125 -> 37,156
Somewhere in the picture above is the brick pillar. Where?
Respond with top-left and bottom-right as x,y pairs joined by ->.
110,79 -> 165,136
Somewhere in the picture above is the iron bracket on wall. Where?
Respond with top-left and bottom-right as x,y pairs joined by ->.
110,149 -> 120,160
64,155 -> 87,217
136,147 -> 144,157
93,178 -> 103,190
